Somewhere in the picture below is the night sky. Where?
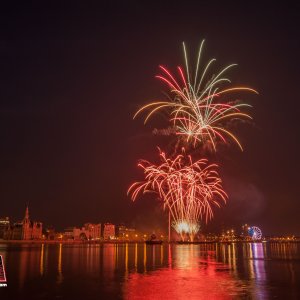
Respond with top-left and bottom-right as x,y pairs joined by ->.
0,2 -> 299,235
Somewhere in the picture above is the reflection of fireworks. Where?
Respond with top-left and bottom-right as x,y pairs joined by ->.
134,40 -> 258,151
128,149 -> 227,241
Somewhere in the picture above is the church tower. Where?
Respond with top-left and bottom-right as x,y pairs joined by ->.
22,204 -> 32,240
24,205 -> 29,220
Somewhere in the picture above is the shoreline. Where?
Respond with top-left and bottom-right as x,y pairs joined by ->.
0,239 -> 299,245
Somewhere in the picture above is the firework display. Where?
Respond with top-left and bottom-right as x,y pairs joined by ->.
129,40 -> 256,241
128,149 -> 227,241
134,40 -> 257,151
172,220 -> 199,241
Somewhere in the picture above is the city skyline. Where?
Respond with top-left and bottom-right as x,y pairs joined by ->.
1,204 -> 298,240
0,3 -> 299,235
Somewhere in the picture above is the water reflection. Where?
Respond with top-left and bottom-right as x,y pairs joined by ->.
0,242 -> 299,299
124,244 -> 245,300
57,243 -> 63,284
252,243 -> 266,280
39,243 -> 44,276
143,243 -> 147,272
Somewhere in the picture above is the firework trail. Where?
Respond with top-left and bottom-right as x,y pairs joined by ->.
134,40 -> 258,151
128,148 -> 227,241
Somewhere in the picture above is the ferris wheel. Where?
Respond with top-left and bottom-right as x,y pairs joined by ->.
248,226 -> 262,241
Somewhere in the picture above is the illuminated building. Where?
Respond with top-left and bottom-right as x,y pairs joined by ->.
241,224 -> 251,241
9,222 -> 23,240
3,205 -> 42,240
45,227 -> 55,240
63,227 -> 76,240
117,225 -> 126,238
63,223 -> 101,241
0,217 -> 10,239
103,223 -> 115,240
117,225 -> 136,240
22,205 -> 42,240
83,223 -> 101,240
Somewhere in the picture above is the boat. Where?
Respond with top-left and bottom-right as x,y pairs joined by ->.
145,234 -> 163,245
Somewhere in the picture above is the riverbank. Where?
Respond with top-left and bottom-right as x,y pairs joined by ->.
1,239 -> 299,245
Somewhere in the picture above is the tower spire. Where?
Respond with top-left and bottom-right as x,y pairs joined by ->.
24,203 -> 29,220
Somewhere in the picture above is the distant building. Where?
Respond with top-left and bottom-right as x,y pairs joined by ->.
0,217 -> 10,239
103,223 -> 115,240
22,206 -> 42,240
6,222 -> 23,240
117,225 -> 126,239
45,227 -> 56,240
63,223 -> 101,241
117,225 -> 136,240
83,223 -> 101,240
241,224 -> 251,240
63,227 -> 76,240
3,205 -> 42,240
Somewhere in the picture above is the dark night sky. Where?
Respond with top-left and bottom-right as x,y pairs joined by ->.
0,2 -> 299,235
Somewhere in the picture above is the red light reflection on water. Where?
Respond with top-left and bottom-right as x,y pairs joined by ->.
123,245 -> 246,300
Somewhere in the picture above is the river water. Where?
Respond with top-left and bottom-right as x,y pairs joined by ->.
0,242 -> 299,299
